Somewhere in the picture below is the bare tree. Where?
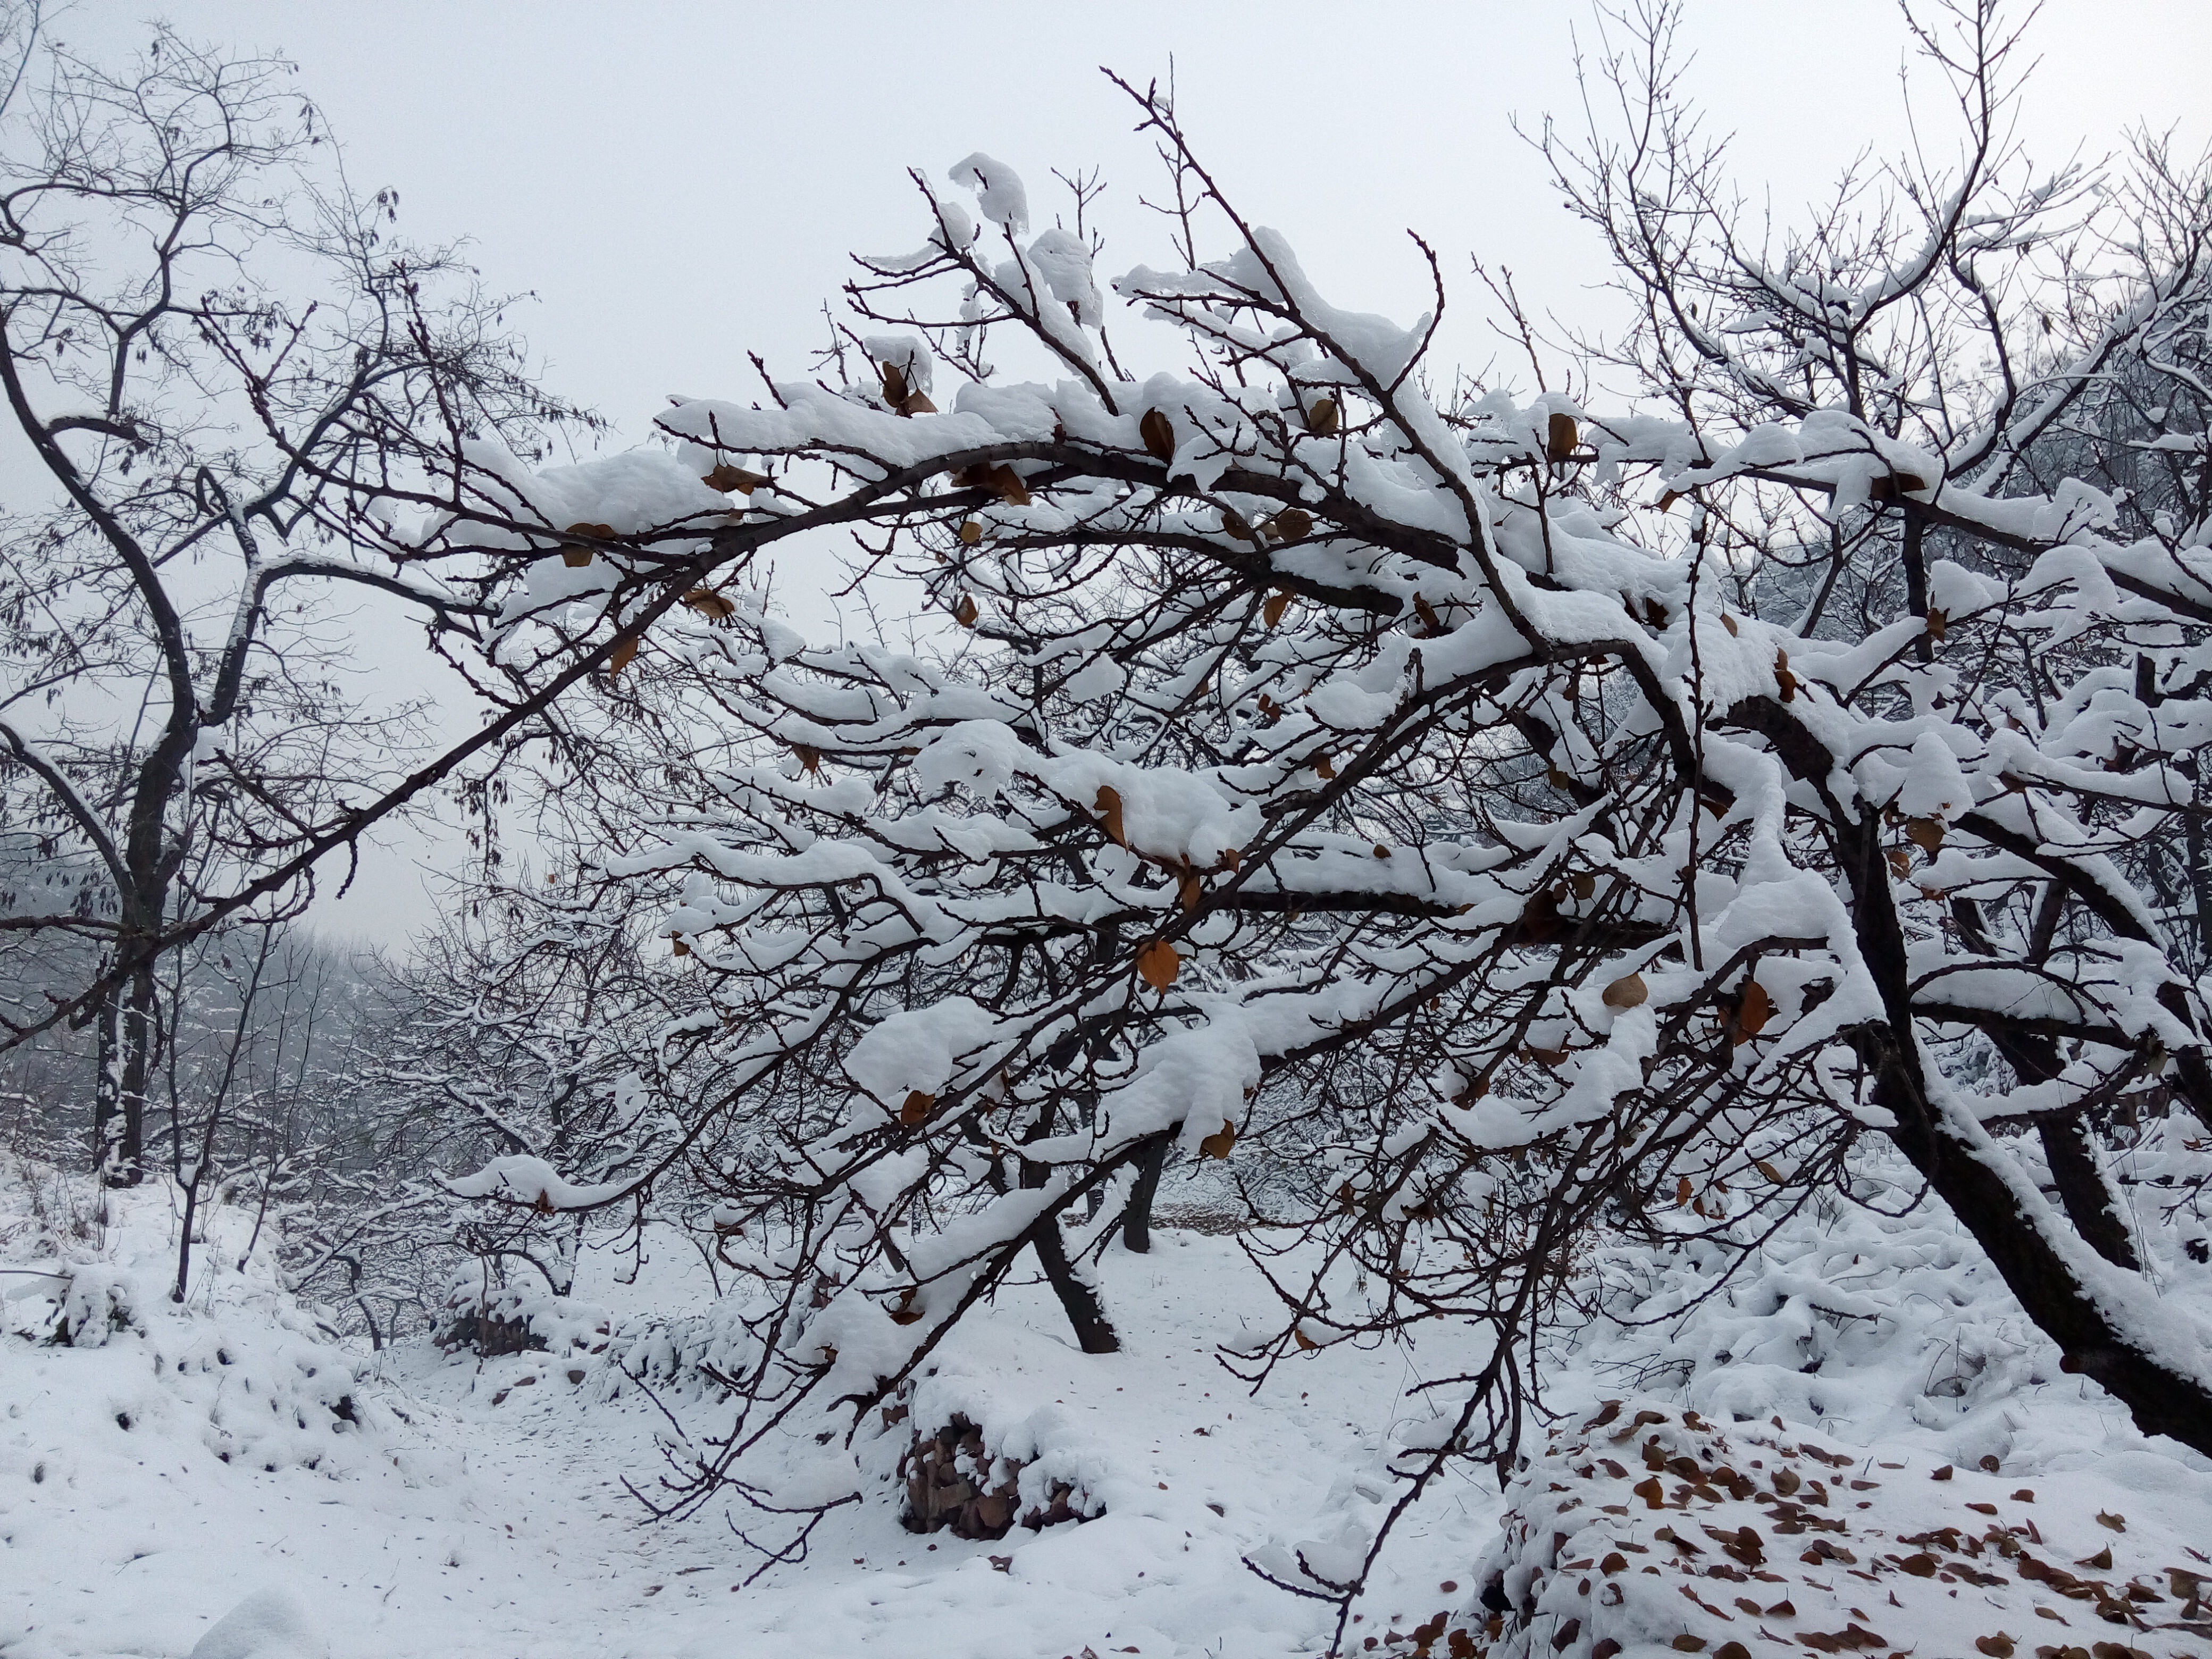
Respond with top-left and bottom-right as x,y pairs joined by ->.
0,10 -> 751,1182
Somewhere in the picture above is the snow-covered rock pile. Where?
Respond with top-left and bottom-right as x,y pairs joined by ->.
435,1276 -> 614,1361
878,1349 -> 1113,1537
1455,1397 -> 2211,1658
893,1411 -> 1094,1537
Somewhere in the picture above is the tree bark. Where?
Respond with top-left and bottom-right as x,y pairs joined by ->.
1879,1076 -> 2211,1451
93,960 -> 153,1187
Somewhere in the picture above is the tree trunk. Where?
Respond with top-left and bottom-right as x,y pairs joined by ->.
1878,1080 -> 2212,1452
1033,1219 -> 1120,1354
1018,1091 -> 1120,1352
1122,1134 -> 1169,1254
93,961 -> 153,1187
2034,1112 -> 2139,1271
1841,818 -> 2212,1453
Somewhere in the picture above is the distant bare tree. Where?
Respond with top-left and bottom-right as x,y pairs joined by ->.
0,8 -> 618,1183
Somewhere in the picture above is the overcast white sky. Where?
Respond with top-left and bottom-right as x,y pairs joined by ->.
59,1 -> 2212,949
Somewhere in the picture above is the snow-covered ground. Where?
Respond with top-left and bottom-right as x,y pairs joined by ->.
6,1157 -> 2212,1657
0,1166 -> 1497,1658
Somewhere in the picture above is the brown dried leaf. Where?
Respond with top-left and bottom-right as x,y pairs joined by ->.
953,592 -> 981,627
2096,1512 -> 2126,1532
1177,870 -> 1202,914
1140,407 -> 1176,461
959,518 -> 983,546
1656,490 -> 1681,512
1314,755 -> 1335,780
1414,593 -> 1443,634
1887,847 -> 1913,878
1570,872 -> 1596,900
1676,1175 -> 1695,1206
1755,1159 -> 1784,1183
1906,817 -> 1946,854
1602,973 -> 1649,1010
1732,980 -> 1773,1041
1199,1119 -> 1236,1159
608,635 -> 639,677
900,391 -> 937,416
1926,607 -> 1948,642
986,464 -> 1030,506
1547,410 -> 1579,462
899,1090 -> 936,1127
880,361 -> 909,408
1292,1326 -> 1317,1350
1094,784 -> 1127,847
1972,1638 -> 2014,1658
793,744 -> 822,775
565,521 -> 616,539
702,464 -> 768,495
1265,507 -> 1314,543
1262,590 -> 1293,627
1519,887 -> 1563,943
1720,612 -> 1738,635
682,588 -> 736,621
1136,939 -> 1180,992
1305,395 -> 1339,435
671,935 -> 690,957
1221,507 -> 1258,542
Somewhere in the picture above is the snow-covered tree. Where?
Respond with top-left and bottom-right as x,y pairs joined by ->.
305,892 -> 682,1336
446,0 -> 2212,1602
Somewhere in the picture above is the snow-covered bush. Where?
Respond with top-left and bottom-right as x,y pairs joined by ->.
1,1160 -> 394,1478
